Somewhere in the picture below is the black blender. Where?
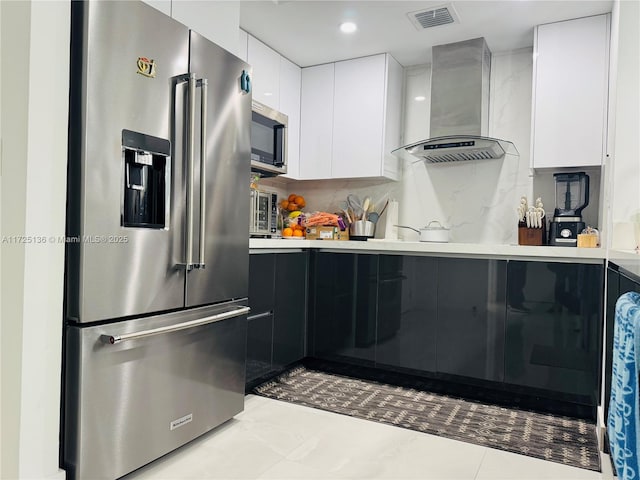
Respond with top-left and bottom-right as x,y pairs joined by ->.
549,172 -> 589,246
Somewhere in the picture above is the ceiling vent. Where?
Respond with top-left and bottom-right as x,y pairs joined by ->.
408,4 -> 459,31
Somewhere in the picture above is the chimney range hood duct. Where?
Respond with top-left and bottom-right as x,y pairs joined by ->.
393,37 -> 518,163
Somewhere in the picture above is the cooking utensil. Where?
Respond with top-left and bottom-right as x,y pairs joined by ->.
368,212 -> 380,223
396,221 -> 450,242
347,194 -> 363,218
362,197 -> 370,220
378,199 -> 389,218
339,201 -> 352,223
371,192 -> 389,213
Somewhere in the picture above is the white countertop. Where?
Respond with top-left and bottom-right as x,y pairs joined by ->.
249,238 -> 607,263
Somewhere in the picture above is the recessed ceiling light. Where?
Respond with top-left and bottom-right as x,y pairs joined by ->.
414,95 -> 426,102
339,22 -> 357,34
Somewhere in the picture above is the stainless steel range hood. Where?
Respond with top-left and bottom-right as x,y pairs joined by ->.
394,37 -> 518,163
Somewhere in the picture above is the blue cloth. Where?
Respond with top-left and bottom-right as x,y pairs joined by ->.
608,291 -> 640,479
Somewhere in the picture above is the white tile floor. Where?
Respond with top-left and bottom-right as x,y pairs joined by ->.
125,394 -> 614,480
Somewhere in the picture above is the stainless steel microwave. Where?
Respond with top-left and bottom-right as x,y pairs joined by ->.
249,188 -> 279,237
251,100 -> 288,176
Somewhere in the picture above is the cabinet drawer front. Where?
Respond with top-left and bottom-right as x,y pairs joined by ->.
504,261 -> 603,403
64,305 -> 247,480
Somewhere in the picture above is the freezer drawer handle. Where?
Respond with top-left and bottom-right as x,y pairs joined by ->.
101,306 -> 250,345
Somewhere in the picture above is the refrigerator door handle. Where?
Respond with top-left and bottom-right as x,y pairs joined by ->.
185,73 -> 197,271
195,78 -> 208,269
175,72 -> 197,271
100,306 -> 250,345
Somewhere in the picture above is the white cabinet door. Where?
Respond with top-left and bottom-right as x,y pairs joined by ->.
331,55 -> 386,178
532,14 -> 609,168
382,54 -> 403,180
171,1 -> 240,55
280,56 -> 301,179
299,54 -> 402,180
299,63 -> 334,179
248,35 -> 280,109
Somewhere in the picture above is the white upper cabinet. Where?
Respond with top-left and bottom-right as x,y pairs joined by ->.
171,1 -> 241,56
332,55 -> 386,178
245,34 -> 302,178
531,14 -> 610,169
299,53 -> 403,180
299,63 -> 335,179
280,56 -> 302,179
248,36 -> 281,110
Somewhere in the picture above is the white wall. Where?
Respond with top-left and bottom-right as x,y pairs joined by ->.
609,0 -> 640,250
0,1 -> 69,479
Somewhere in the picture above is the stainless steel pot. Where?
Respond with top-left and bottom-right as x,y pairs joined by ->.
396,221 -> 450,242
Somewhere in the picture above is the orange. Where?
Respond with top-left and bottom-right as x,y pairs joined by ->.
288,193 -> 297,202
294,195 -> 305,207
282,227 -> 293,237
280,199 -> 289,209
287,203 -> 298,211
293,229 -> 303,237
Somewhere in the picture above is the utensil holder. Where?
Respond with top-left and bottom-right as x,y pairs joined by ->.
518,224 -> 545,246
350,220 -> 375,240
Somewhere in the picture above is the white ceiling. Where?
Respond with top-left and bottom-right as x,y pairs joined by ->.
239,0 -> 613,67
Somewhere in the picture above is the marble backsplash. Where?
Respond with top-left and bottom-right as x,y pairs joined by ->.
259,48 -> 604,245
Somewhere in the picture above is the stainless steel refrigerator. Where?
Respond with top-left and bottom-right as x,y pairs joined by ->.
63,2 -> 251,479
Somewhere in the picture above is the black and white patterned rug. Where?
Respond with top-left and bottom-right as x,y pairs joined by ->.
254,366 -> 601,472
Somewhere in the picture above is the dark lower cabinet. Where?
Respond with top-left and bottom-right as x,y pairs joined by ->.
604,264 -> 640,418
246,252 -> 307,387
246,312 -> 273,382
311,253 -> 438,371
310,252 -> 376,365
504,261 -> 603,404
266,250 -> 605,412
248,253 -> 276,314
436,258 -> 506,382
620,270 -> 640,296
375,256 -> 437,372
604,266 -> 619,419
273,253 -> 307,368
246,254 -> 276,385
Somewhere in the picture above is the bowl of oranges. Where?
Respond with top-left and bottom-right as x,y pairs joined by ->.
280,194 -> 306,238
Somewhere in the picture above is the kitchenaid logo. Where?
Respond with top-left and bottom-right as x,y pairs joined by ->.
170,413 -> 193,431
136,57 -> 156,78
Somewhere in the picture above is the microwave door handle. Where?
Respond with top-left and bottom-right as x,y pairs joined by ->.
196,78 -> 207,269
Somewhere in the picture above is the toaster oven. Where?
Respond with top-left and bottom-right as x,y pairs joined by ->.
249,189 -> 279,237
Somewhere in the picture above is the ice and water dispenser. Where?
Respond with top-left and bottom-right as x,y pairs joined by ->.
122,129 -> 170,228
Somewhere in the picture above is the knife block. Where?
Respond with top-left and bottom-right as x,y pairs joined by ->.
518,223 -> 545,246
